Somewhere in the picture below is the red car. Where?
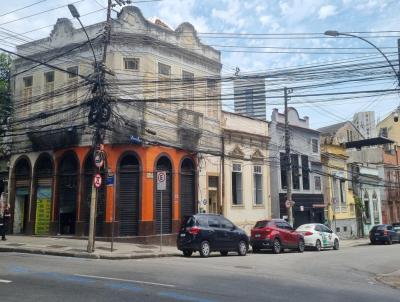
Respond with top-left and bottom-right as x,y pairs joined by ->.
250,219 -> 305,254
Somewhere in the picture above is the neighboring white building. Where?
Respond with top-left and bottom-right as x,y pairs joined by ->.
353,111 -> 376,139
198,111 -> 271,233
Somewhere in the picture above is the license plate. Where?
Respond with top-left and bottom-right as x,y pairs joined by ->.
255,234 -> 261,238
180,233 -> 186,237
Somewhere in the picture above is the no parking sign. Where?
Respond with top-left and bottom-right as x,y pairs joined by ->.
157,171 -> 166,191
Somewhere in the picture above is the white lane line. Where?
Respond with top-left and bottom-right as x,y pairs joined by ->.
74,274 -> 175,288
0,279 -> 12,283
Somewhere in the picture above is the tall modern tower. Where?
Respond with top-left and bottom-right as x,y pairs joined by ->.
233,76 -> 266,120
353,111 -> 376,139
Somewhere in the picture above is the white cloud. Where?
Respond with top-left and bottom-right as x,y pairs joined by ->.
211,0 -> 246,29
279,0 -> 321,23
318,5 -> 337,19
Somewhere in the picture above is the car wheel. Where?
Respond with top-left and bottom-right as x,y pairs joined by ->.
387,237 -> 393,245
315,239 -> 322,251
297,239 -> 305,253
237,240 -> 247,256
333,239 -> 339,250
220,251 -> 228,256
182,249 -> 193,257
272,238 -> 282,254
199,241 -> 211,258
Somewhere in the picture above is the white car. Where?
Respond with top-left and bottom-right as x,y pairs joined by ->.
296,223 -> 340,251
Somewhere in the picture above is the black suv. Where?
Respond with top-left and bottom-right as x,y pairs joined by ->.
177,214 -> 249,257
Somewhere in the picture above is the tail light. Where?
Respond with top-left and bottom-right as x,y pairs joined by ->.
188,226 -> 201,235
384,230 -> 388,236
304,231 -> 313,236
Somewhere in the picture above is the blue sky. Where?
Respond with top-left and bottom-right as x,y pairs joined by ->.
1,0 -> 400,129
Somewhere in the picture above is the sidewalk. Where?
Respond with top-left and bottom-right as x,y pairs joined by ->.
0,235 -> 179,260
339,238 -> 370,248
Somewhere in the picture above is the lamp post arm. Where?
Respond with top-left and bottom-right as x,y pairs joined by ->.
76,17 -> 98,68
339,32 -> 398,84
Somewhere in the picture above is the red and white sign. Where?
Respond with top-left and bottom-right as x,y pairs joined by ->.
157,171 -> 166,191
285,200 -> 295,208
94,173 -> 102,188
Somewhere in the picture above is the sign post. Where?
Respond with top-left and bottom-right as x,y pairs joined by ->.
157,171 -> 166,252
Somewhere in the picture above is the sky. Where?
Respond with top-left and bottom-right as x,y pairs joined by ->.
1,0 -> 400,129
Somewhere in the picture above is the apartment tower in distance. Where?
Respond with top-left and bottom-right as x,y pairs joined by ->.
233,76 -> 266,120
353,111 -> 376,139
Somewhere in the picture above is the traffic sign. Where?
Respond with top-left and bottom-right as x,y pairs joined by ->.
94,173 -> 102,188
94,150 -> 105,168
106,175 -> 114,186
285,200 -> 295,208
157,171 -> 166,191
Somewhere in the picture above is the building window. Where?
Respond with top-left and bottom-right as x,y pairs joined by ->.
363,191 -> 371,224
380,127 -> 388,138
291,154 -> 300,190
182,70 -> 194,110
232,163 -> 243,205
23,76 -> 33,98
244,89 -> 254,115
311,139 -> 319,153
124,58 -> 139,70
206,78 -> 218,119
253,165 -> 263,205
280,153 -> 287,189
336,227 -> 340,233
343,226 -> 348,232
350,204 -> 355,216
301,155 -> 310,190
208,176 -> 218,189
67,66 -> 78,78
314,176 -> 321,191
44,71 -> 55,110
372,191 -> 379,224
158,62 -> 171,103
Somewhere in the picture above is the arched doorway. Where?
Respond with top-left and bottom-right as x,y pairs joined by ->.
372,191 -> 379,224
117,153 -> 140,236
13,158 -> 31,234
82,153 -> 106,236
180,158 -> 196,219
57,152 -> 78,235
363,190 -> 370,225
34,154 -> 53,235
155,156 -> 172,234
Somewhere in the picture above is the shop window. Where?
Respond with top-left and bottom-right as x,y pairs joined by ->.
301,155 -> 310,190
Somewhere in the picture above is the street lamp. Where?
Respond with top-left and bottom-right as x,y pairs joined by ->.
68,4 -> 98,68
325,30 -> 400,121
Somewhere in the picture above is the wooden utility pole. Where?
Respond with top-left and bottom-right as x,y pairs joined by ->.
284,87 -> 294,226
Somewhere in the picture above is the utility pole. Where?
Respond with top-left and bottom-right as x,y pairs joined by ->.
87,0 -> 113,254
284,87 -> 294,226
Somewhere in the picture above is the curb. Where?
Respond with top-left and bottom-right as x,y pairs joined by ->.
0,247 -> 179,260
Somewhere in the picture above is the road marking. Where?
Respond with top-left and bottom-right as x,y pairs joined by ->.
0,279 -> 12,283
74,274 -> 176,288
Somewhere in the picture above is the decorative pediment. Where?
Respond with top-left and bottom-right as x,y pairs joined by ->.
49,18 -> 74,45
251,149 -> 264,160
229,145 -> 244,158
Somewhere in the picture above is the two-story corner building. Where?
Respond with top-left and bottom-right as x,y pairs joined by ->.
319,131 -> 356,238
198,111 -> 271,233
7,6 -> 222,242
377,111 -> 400,143
345,138 -> 396,235
269,108 -> 324,228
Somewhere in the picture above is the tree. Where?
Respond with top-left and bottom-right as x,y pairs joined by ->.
0,52 -> 11,123
0,53 -> 11,156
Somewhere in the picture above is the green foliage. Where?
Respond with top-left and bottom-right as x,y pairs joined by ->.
0,52 -> 11,122
354,196 -> 364,211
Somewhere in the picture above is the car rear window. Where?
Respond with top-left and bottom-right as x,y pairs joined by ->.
296,225 -> 314,231
372,225 -> 386,231
254,221 -> 273,228
181,216 -> 195,228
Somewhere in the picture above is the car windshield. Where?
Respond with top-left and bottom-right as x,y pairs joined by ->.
254,221 -> 272,228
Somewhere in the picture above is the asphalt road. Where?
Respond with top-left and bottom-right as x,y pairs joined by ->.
0,243 -> 399,302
